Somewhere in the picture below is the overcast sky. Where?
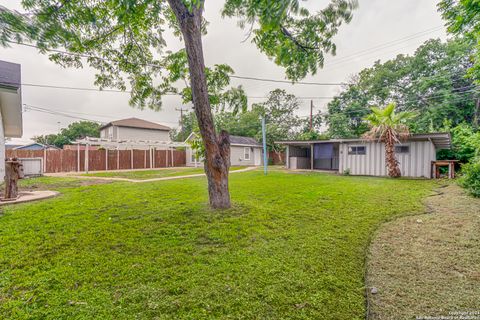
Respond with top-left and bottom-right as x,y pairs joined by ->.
0,0 -> 447,143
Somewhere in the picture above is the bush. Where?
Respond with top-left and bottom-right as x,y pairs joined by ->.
460,160 -> 480,197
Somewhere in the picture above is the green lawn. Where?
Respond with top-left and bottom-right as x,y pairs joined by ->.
0,171 -> 435,319
82,166 -> 246,180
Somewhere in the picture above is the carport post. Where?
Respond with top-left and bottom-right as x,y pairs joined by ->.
310,143 -> 314,171
286,145 -> 289,169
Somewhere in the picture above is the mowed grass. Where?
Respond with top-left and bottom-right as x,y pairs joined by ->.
82,166 -> 246,180
0,170 -> 435,319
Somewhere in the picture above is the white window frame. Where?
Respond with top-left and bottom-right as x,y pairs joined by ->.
348,145 -> 366,155
244,147 -> 251,160
395,144 -> 410,154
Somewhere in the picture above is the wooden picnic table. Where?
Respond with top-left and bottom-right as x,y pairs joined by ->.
431,160 -> 459,179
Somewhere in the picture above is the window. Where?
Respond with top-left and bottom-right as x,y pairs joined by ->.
191,152 -> 197,163
244,147 -> 251,160
108,127 -> 113,139
395,145 -> 410,154
348,146 -> 366,155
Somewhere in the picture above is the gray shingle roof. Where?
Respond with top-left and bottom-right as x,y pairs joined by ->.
229,135 -> 261,146
100,118 -> 171,131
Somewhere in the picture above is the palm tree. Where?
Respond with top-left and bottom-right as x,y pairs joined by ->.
363,103 -> 416,178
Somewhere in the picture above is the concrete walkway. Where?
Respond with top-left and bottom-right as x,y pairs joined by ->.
0,190 -> 59,206
46,166 -> 257,183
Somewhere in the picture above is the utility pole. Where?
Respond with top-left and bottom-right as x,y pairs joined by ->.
310,100 -> 314,131
175,107 -> 188,126
262,117 -> 268,175
175,107 -> 189,139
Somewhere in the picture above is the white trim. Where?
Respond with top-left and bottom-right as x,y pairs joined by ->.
231,143 -> 262,148
244,147 -> 251,160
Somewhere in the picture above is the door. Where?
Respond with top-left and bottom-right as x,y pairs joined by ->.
254,148 -> 262,166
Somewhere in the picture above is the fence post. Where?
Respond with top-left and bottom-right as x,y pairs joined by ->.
105,148 -> 108,171
77,144 -> 80,172
165,148 -> 168,167
43,148 -> 47,173
171,148 -> 174,167
149,147 -> 152,169
153,148 -> 156,168
85,143 -> 89,173
117,146 -> 120,170
130,147 -> 133,169
144,149 -> 147,169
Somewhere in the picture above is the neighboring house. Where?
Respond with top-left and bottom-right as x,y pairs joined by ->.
100,117 -> 171,141
276,133 -> 451,178
5,144 -> 22,150
185,133 -> 263,167
0,60 -> 23,178
11,143 -> 60,151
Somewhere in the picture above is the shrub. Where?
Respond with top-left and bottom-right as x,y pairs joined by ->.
460,159 -> 480,197
343,168 -> 351,176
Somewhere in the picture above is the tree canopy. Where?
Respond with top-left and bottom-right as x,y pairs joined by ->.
172,89 -> 322,151
0,0 -> 357,109
438,0 -> 480,82
33,121 -> 101,148
325,38 -> 477,138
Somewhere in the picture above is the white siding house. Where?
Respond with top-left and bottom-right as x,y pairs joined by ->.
100,118 -> 171,142
0,60 -> 23,180
277,133 -> 451,178
185,133 -> 263,167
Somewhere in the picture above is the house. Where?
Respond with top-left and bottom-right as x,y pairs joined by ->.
11,143 -> 60,151
185,133 -> 263,167
276,133 -> 451,178
99,118 -> 171,141
0,60 -> 23,178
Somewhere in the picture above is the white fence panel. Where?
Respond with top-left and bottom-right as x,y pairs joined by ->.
19,158 -> 43,176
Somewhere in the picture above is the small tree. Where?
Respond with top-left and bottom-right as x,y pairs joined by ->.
33,121 -> 101,148
363,103 -> 416,178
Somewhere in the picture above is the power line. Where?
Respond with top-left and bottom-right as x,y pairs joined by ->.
229,75 -> 344,86
0,80 -> 336,100
3,26 -> 445,87
323,26 -> 444,68
23,104 -> 181,125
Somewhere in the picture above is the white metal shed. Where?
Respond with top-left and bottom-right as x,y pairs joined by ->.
276,133 -> 451,178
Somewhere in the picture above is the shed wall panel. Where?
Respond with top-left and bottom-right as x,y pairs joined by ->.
339,141 -> 435,178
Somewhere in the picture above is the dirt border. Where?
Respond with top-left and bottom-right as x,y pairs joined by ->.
46,166 -> 257,183
364,183 -> 480,319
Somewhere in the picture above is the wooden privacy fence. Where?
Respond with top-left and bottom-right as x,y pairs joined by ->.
6,149 -> 186,173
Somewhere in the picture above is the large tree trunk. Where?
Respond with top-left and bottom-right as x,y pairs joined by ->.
384,130 -> 401,178
168,0 -> 231,209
